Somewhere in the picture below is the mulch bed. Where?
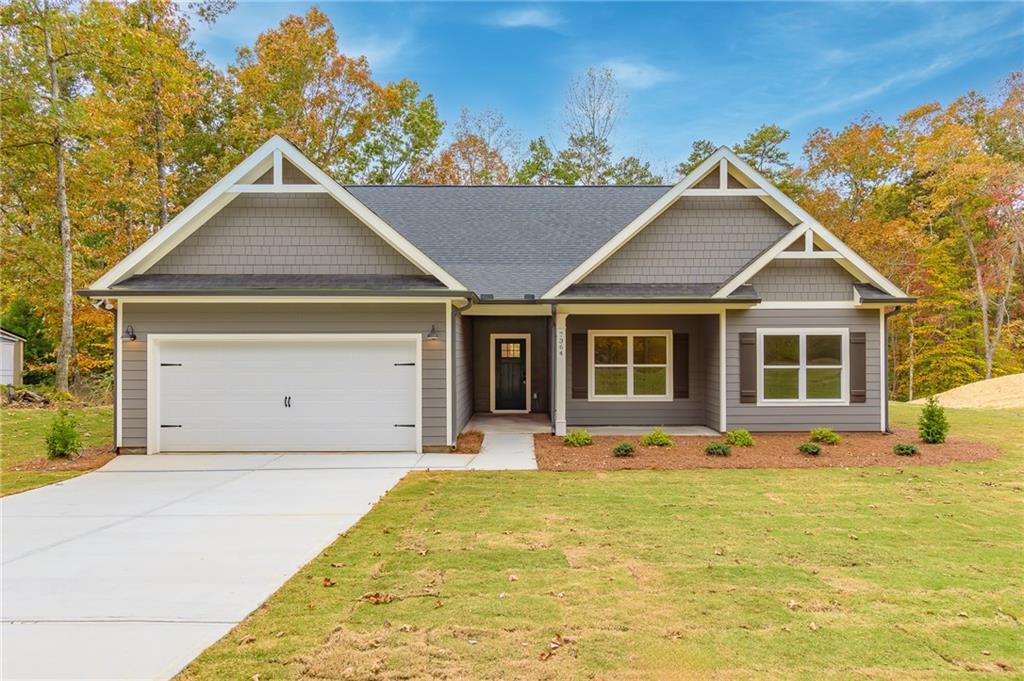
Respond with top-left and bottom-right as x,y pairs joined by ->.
534,430 -> 998,471
10,445 -> 116,472
454,430 -> 484,454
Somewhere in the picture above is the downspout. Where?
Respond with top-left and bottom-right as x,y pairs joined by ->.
883,306 -> 903,434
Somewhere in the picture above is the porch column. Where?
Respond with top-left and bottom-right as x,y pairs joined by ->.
554,312 -> 568,436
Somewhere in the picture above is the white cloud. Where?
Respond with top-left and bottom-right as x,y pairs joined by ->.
489,7 -> 562,29
340,32 -> 412,70
602,58 -> 678,90
786,22 -> 1024,124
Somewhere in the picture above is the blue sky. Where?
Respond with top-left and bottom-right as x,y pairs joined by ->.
191,2 -> 1024,177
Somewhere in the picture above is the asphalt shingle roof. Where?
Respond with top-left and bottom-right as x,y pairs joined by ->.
346,185 -> 672,298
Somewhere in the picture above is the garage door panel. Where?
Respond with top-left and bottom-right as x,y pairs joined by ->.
157,338 -> 418,452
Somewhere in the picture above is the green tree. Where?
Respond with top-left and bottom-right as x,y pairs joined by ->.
611,156 -> 664,185
514,137 -> 559,185
347,79 -> 443,184
675,139 -> 717,176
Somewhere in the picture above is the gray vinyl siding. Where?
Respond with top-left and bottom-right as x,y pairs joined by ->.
566,315 -> 714,426
148,194 -> 424,276
119,302 -> 447,449
453,309 -> 473,435
748,259 -> 856,301
472,317 -> 550,414
703,315 -> 721,431
581,197 -> 792,285
725,308 -> 883,431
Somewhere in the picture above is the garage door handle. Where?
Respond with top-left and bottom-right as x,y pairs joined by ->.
161,424 -> 182,428
393,423 -> 415,428
161,363 -> 182,367
394,362 -> 415,366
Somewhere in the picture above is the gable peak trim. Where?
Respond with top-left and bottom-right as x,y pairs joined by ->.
90,136 -> 466,292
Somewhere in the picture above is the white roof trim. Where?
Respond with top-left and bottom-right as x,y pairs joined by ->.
543,146 -> 907,300
90,136 -> 466,292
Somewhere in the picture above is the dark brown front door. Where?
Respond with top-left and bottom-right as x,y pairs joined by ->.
494,338 -> 527,411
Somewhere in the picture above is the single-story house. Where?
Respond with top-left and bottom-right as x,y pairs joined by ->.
83,136 -> 914,454
1,327 -> 26,385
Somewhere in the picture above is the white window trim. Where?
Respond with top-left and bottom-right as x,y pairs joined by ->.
756,328 -> 849,406
489,333 -> 531,413
588,329 -> 673,402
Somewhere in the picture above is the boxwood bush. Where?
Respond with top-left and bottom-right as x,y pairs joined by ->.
809,427 -> 841,445
798,442 -> 822,456
725,429 -> 754,447
704,442 -> 731,456
563,429 -> 593,447
612,442 -> 636,457
640,427 -> 674,447
893,443 -> 919,456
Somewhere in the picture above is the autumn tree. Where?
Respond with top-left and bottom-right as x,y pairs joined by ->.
1,0 -> 83,391
412,110 -> 516,185
226,8 -> 382,174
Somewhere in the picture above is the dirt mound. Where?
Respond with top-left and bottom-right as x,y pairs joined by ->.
911,373 -> 1024,409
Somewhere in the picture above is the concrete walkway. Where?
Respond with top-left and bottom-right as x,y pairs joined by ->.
1,445 -> 536,680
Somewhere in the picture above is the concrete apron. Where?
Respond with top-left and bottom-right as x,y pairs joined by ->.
2,445 -> 537,681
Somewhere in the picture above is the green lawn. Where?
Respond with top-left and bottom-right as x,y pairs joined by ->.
0,406 -> 113,495
180,404 -> 1024,680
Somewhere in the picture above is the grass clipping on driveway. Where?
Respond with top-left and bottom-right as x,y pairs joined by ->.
179,405 -> 1024,680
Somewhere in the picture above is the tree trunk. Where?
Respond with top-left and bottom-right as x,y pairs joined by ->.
43,0 -> 74,393
153,79 -> 168,231
908,316 -> 916,402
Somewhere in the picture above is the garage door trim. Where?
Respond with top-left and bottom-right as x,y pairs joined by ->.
146,333 -> 423,454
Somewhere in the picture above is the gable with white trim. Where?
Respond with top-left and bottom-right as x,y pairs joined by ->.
89,136 -> 465,292
544,147 -> 908,301
580,196 -> 791,285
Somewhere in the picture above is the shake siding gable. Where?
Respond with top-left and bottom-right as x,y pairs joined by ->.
580,197 -> 791,285
119,303 -> 448,449
748,259 -> 856,301
148,194 -> 424,276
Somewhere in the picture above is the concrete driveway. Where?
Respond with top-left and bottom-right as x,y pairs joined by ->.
2,438 -> 536,681
2,453 -> 416,680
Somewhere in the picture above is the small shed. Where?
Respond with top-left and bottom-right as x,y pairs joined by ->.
1,328 -> 26,385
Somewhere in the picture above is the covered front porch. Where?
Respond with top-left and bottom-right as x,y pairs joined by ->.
454,302 -> 737,438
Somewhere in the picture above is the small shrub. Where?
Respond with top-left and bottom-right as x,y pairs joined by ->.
612,442 -> 636,457
639,427 -> 674,447
704,442 -> 731,456
918,396 -> 949,444
809,427 -> 841,445
45,408 -> 82,459
798,442 -> 822,456
563,429 -> 593,447
894,443 -> 919,456
725,429 -> 754,447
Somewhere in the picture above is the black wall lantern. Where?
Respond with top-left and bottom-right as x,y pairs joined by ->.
425,324 -> 440,341
121,324 -> 137,341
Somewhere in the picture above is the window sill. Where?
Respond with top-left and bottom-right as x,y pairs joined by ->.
755,399 -> 850,407
588,395 -> 674,403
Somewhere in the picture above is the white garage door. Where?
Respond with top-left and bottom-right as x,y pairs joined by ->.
155,337 -> 418,452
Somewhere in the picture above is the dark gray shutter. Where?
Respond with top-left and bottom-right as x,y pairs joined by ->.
739,332 -> 756,404
850,332 -> 866,403
673,333 -> 689,399
571,333 -> 588,399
